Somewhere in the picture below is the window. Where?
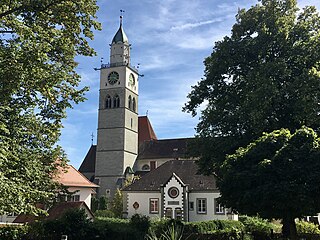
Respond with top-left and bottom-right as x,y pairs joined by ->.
197,198 -> 207,214
149,198 -> 159,214
168,187 -> 179,199
175,208 -> 182,220
67,194 -> 80,202
142,164 -> 150,171
165,208 -> 172,218
132,98 -> 136,112
150,161 -> 157,171
105,95 -> 112,108
128,95 -> 132,109
113,95 -> 120,108
215,199 -> 225,214
189,202 -> 194,211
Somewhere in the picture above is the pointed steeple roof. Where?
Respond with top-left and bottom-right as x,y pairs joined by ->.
112,16 -> 129,44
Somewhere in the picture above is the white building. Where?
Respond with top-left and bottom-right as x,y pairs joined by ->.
123,160 -> 237,222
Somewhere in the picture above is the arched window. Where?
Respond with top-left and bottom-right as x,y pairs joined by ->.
165,208 -> 173,219
128,95 -> 132,109
105,95 -> 112,109
113,95 -> 120,108
142,164 -> 150,171
175,208 -> 182,220
132,98 -> 136,112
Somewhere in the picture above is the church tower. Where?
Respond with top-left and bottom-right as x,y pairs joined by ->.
95,16 -> 139,197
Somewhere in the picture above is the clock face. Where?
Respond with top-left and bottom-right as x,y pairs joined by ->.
129,73 -> 135,86
108,71 -> 119,85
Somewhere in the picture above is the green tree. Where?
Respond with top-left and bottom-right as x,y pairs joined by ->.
219,127 -> 320,239
0,0 -> 100,215
183,0 -> 320,174
110,188 -> 123,218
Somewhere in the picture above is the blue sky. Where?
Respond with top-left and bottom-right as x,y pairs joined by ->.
60,0 -> 320,168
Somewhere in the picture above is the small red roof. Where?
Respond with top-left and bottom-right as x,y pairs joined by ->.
138,116 -> 157,144
56,165 -> 99,188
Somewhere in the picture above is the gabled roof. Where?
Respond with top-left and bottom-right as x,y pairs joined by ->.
138,138 -> 190,159
78,145 -> 96,173
56,165 -> 99,188
138,116 -> 157,144
123,160 -> 217,192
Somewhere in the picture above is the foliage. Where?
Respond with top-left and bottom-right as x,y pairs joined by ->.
239,216 -> 279,239
0,0 -> 101,215
110,188 -> 124,218
296,221 -> 320,235
0,225 -> 29,240
183,0 -> 320,175
93,217 -> 133,240
28,208 -> 95,240
220,127 -> 320,239
94,209 -> 115,218
130,214 -> 150,234
91,196 -> 109,212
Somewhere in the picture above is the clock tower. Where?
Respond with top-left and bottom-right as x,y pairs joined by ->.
95,16 -> 139,197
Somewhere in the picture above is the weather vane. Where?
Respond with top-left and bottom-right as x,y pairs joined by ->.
91,132 -> 95,145
120,9 -> 125,24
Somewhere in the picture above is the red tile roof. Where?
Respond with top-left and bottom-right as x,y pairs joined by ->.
138,116 -> 157,144
56,165 -> 99,188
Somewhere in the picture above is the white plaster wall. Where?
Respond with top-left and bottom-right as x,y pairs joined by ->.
68,187 -> 93,210
188,192 -> 230,222
127,192 -> 161,219
163,176 -> 184,218
0,214 -> 17,223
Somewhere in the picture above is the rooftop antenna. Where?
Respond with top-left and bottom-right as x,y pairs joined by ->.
91,132 -> 95,145
146,110 -> 148,116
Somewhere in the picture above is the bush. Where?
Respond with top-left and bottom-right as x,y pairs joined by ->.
130,214 -> 150,235
296,221 -> 320,235
239,216 -> 278,240
0,225 -> 29,240
95,209 -> 115,218
93,217 -> 132,240
28,208 -> 96,240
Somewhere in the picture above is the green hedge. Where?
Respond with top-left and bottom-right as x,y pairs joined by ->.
0,225 -> 29,240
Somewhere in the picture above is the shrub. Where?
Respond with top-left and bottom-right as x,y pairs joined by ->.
239,216 -> 278,240
94,209 -> 115,218
296,221 -> 320,235
0,225 -> 29,240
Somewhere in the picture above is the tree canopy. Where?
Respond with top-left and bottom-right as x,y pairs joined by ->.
184,0 -> 320,174
219,126 -> 320,239
0,0 -> 100,215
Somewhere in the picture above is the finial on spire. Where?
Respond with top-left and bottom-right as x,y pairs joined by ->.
91,132 -> 95,145
120,9 -> 125,25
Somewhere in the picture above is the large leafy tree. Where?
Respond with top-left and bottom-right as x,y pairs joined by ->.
220,127 -> 320,239
0,0 -> 100,215
184,0 -> 320,174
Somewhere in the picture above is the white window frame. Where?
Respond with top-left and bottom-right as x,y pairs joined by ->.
197,198 -> 207,214
215,199 -> 225,214
149,198 -> 159,214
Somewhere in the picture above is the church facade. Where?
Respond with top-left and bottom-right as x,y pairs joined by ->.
79,18 -> 237,221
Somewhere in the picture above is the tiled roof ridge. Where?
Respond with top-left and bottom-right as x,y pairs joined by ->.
68,165 -> 99,188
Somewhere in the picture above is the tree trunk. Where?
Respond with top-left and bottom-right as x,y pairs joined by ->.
282,217 -> 298,240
